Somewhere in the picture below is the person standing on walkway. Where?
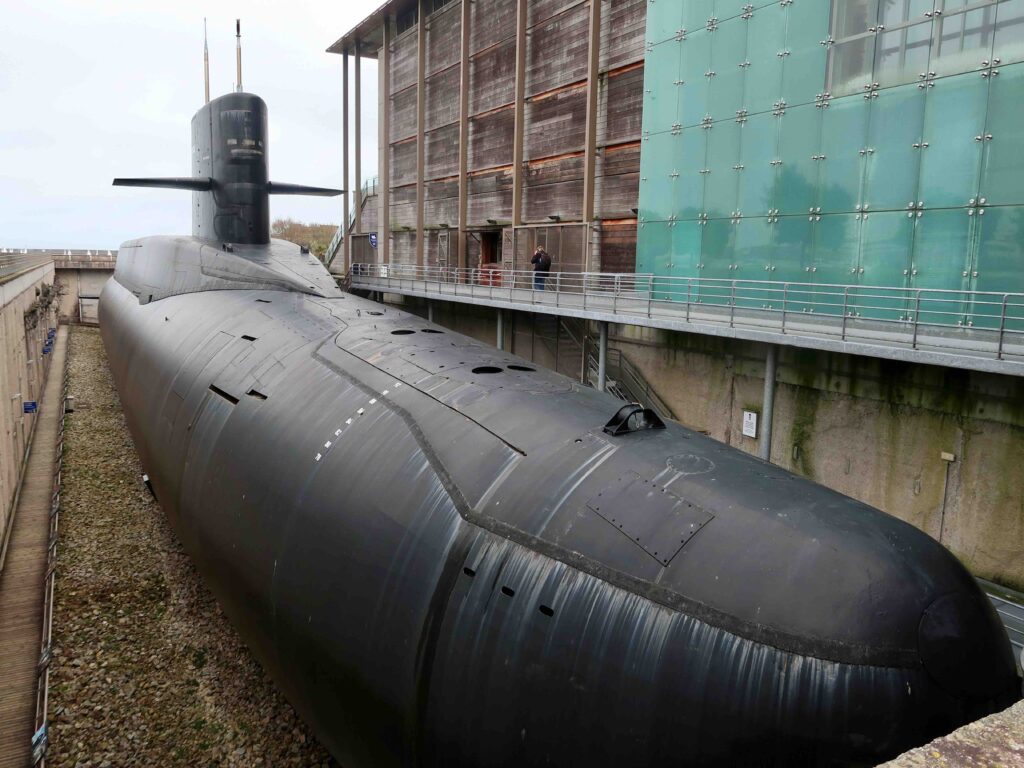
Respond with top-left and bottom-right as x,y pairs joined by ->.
531,246 -> 552,290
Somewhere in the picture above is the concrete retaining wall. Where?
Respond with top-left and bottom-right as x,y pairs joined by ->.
54,268 -> 112,324
0,262 -> 59,567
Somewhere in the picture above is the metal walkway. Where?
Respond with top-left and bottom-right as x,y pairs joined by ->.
350,265 -> 1024,377
0,327 -> 67,767
980,580 -> 1024,675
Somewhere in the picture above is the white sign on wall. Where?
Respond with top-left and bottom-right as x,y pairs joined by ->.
742,410 -> 758,439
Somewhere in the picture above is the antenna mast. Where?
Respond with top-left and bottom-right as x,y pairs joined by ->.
235,19 -> 243,93
203,18 -> 210,104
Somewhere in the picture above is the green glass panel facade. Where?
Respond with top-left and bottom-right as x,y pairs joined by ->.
639,131 -> 677,222
641,41 -> 682,136
818,95 -> 869,213
910,208 -> 973,325
737,111 -> 780,216
972,206 -> 1024,328
636,0 -> 1024,316
646,0 -> 683,46
680,30 -> 713,126
919,71 -> 988,209
864,85 -> 925,212
981,61 -> 1024,206
707,16 -> 748,122
743,1 -> 787,115
775,103 -> 821,215
674,127 -> 708,220
703,119 -> 741,219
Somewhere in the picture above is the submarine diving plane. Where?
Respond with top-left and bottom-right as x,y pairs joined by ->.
103,22 -> 1021,768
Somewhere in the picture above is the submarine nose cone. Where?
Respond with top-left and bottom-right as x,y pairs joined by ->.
918,589 -> 1021,702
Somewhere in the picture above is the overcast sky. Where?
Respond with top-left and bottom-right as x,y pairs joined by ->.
0,0 -> 380,250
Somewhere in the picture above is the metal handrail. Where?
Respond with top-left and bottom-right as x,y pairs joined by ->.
349,263 -> 1024,362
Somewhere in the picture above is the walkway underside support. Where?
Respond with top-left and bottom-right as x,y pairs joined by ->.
497,309 -> 505,351
597,321 -> 608,392
760,344 -> 778,463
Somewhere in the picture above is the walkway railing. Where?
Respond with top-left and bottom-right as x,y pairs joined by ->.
326,177 -> 381,265
0,253 -> 55,283
350,264 -> 1024,368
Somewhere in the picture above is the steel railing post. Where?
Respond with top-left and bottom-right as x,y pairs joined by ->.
686,279 -> 692,322
841,285 -> 849,341
781,284 -> 788,334
998,294 -> 1009,360
730,281 -> 736,328
912,290 -> 922,349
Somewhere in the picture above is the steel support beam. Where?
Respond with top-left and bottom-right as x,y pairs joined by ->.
511,0 -> 528,228
379,19 -> 391,264
760,344 -> 778,462
342,51 -> 351,272
415,0 -> 427,268
354,44 -> 362,237
597,320 -> 608,392
457,0 -> 471,270
582,0 -> 602,225
497,309 -> 505,351
427,300 -> 435,324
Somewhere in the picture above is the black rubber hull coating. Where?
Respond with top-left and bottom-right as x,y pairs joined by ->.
99,264 -> 1020,767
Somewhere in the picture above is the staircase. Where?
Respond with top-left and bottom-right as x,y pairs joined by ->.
586,346 -> 676,422
531,315 -> 586,381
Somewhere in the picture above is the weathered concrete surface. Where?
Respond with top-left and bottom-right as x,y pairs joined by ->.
879,700 -> 1024,768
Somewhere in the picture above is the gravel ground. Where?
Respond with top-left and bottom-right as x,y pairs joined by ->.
48,326 -> 337,767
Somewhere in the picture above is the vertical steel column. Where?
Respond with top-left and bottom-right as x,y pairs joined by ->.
582,0 -> 602,272
457,0 -> 471,270
342,51 -> 351,272
597,320 -> 608,392
354,44 -> 362,237
497,309 -> 505,351
427,300 -> 434,323
759,344 -> 778,463
379,20 -> 391,265
512,0 -> 528,228
415,0 -> 427,268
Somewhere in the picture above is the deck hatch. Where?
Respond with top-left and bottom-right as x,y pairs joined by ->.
586,473 -> 714,566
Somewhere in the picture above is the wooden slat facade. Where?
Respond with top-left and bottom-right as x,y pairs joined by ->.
348,0 -> 646,270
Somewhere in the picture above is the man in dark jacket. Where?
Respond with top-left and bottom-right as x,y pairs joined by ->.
531,246 -> 552,290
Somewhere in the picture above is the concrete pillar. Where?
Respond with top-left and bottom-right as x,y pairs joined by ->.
497,309 -> 505,351
511,0 -> 527,227
379,20 -> 391,265
342,51 -> 350,272
597,321 -> 608,392
415,0 -> 426,268
457,0 -> 471,270
427,301 -> 434,324
354,44 -> 362,237
759,344 -> 778,462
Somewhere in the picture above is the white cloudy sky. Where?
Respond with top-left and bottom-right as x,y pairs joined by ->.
0,0 -> 380,249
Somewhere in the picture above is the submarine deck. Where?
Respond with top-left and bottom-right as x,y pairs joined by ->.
0,324 -> 1019,766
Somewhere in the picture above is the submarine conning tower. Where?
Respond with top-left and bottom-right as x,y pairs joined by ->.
192,92 -> 270,245
113,93 -> 339,246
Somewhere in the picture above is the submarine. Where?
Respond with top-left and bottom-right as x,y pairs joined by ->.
102,26 -> 1021,768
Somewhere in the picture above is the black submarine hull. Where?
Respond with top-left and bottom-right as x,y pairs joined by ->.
99,235 -> 1020,767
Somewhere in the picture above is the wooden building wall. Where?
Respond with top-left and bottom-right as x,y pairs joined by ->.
378,0 -> 646,272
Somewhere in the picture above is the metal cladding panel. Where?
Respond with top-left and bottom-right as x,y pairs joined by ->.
101,234 -> 1021,766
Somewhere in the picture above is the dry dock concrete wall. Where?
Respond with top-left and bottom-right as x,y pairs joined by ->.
0,261 -> 58,568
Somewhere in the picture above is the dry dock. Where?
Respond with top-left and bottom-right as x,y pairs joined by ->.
47,327 -> 334,767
